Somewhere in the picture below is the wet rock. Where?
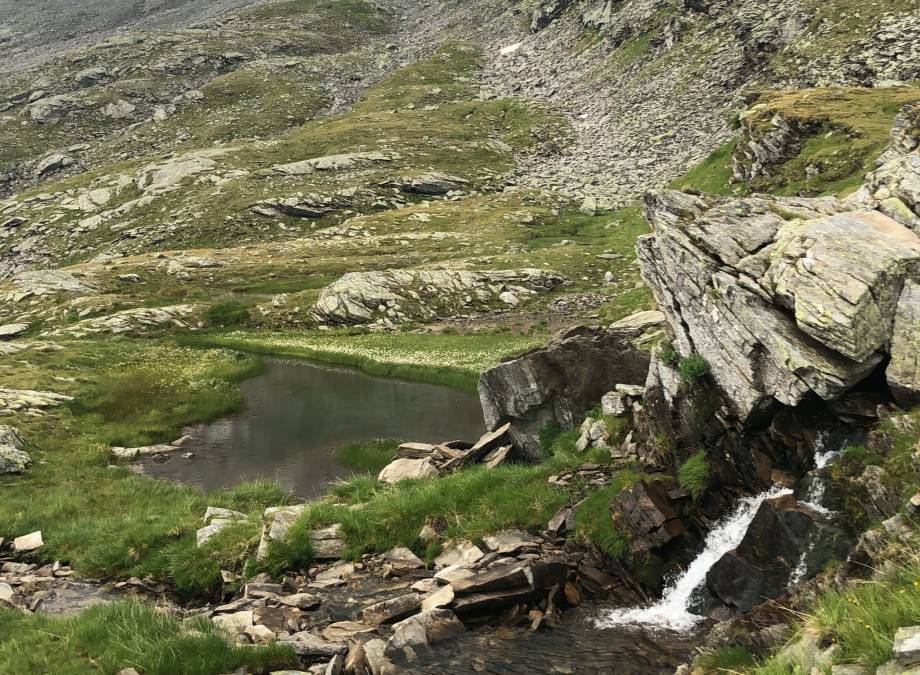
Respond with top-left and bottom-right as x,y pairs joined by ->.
704,494 -> 849,613
279,593 -> 321,610
360,593 -> 421,625
381,546 -> 425,574
322,621 -> 377,642
616,481 -> 685,553
281,632 -> 347,658
378,457 -> 439,484
479,326 -> 650,460
387,608 -> 465,654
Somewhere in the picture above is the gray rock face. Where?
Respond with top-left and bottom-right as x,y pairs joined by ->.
638,189 -> 920,422
478,326 -> 651,460
313,268 -> 565,325
889,280 -> 920,406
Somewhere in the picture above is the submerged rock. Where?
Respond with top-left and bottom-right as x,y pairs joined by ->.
478,326 -> 650,460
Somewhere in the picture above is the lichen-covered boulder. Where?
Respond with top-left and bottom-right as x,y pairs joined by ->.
638,189 -> 920,422
312,268 -> 565,325
0,445 -> 31,474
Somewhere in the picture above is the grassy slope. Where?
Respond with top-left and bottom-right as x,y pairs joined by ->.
672,87 -> 920,198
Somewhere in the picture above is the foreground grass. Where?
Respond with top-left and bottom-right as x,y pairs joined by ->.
0,602 -> 296,675
748,546 -> 920,673
262,460 -> 576,571
0,340 -> 293,598
191,329 -> 545,391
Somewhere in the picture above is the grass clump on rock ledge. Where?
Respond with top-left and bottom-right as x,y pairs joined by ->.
678,353 -> 711,384
677,450 -> 711,500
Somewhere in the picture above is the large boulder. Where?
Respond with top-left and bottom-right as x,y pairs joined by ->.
313,269 -> 565,325
638,189 -> 920,422
478,326 -> 651,460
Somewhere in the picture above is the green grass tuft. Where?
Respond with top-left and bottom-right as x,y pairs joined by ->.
0,601 -> 296,674
678,354 -> 711,384
336,438 -> 400,473
678,450 -> 711,500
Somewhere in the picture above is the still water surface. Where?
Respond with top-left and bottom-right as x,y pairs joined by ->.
138,358 -> 486,496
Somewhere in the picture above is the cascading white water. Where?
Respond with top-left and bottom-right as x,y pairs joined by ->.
798,431 -> 840,517
595,484 -> 792,633
789,433 -> 841,586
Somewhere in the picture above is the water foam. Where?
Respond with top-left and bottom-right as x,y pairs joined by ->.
596,484 -> 792,633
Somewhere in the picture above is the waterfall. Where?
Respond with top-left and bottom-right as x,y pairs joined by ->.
789,433 -> 841,587
596,484 -> 792,633
798,432 -> 840,517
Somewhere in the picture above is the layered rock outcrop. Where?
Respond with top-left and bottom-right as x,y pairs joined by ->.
312,269 -> 565,325
638,188 -> 920,421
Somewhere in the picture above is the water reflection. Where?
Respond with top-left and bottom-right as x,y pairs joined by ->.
137,358 -> 485,496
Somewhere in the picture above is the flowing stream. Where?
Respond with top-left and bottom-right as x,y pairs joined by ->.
596,485 -> 792,632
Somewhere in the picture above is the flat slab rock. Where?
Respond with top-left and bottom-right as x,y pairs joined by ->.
312,268 -> 565,325
894,626 -> 920,667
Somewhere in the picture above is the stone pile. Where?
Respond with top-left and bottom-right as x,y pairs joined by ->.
206,527 -> 636,673
376,423 -> 514,484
